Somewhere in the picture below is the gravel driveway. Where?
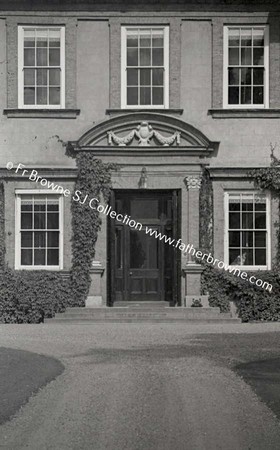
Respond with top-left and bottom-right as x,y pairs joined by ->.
1,322 -> 280,450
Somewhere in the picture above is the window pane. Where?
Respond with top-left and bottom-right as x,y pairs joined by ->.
241,86 -> 252,104
36,48 -> 47,66
229,213 -> 240,229
253,29 -> 264,47
152,31 -> 164,48
241,29 -> 252,47
255,213 -> 266,229
21,249 -> 32,265
37,68 -> 48,85
228,28 -> 240,46
34,249 -> 46,265
253,87 -> 263,104
21,232 -> 32,248
253,48 -> 264,65
127,34 -> 138,47
127,87 -> 138,105
47,231 -> 59,247
34,213 -> 46,229
24,30 -> 35,47
241,68 -> 251,85
49,87 -> 60,105
242,249 -> 253,265
47,249 -> 59,265
229,231 -> 240,247
47,213 -> 59,229
37,87 -> 48,105
21,213 -> 32,229
24,87 -> 35,104
229,202 -> 240,211
229,48 -> 239,65
229,68 -> 239,85
241,48 -> 252,65
140,69 -> 151,86
152,68 -> 164,86
36,29 -> 48,47
127,69 -> 138,86
242,213 -> 253,229
255,231 -> 266,247
24,69 -> 35,86
242,231 -> 253,247
24,48 -> 35,66
253,68 -> 264,85
140,32 -> 151,48
242,201 -> 253,212
49,48 -> 60,66
34,231 -> 46,248
255,249 -> 266,265
34,202 -> 46,211
229,249 -> 241,264
140,48 -> 151,66
127,48 -> 138,66
228,87 -> 239,104
152,87 -> 163,105
152,48 -> 163,66
49,29 -> 61,47
140,87 -> 151,105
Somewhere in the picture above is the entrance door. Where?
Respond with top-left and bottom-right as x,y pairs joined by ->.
109,191 -> 180,304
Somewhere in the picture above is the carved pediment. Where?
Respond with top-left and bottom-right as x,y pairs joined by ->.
70,112 -> 219,156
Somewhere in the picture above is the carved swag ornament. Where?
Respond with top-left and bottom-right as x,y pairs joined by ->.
107,121 -> 181,147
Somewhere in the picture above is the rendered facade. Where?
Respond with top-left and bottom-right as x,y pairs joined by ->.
0,0 -> 279,307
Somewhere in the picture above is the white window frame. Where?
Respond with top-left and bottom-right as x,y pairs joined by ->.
15,190 -> 64,270
223,25 -> 269,109
18,25 -> 65,109
224,191 -> 271,270
121,25 -> 169,109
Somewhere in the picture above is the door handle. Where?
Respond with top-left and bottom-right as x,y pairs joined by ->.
129,272 -> 133,276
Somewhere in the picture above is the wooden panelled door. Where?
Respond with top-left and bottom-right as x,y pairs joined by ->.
109,191 -> 180,304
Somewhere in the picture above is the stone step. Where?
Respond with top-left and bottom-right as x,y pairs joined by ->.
64,307 -> 221,314
45,306 -> 240,323
45,317 -> 240,324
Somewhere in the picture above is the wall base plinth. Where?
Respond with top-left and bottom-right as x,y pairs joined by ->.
86,261 -> 105,307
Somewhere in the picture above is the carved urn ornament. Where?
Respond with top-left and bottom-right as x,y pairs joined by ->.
107,121 -> 181,147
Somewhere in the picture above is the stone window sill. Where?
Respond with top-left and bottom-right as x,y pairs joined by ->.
208,109 -> 280,118
3,109 -> 80,119
106,108 -> 184,116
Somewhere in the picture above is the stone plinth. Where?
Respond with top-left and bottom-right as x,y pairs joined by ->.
86,261 -> 105,307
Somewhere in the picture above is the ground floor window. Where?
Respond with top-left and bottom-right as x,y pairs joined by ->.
15,191 -> 63,269
224,192 -> 270,269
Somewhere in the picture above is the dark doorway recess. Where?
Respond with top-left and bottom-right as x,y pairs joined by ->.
108,190 -> 181,305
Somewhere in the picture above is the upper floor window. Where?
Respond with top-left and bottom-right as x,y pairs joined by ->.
15,192 -> 63,269
224,192 -> 270,269
121,26 -> 169,108
18,26 -> 65,109
223,26 -> 269,108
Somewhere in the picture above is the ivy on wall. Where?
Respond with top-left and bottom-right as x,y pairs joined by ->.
0,155 -> 117,323
0,181 -> 5,267
199,168 -> 213,254
70,152 -> 117,306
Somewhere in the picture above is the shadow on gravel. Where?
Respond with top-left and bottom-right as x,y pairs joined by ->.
0,347 -> 64,425
236,358 -> 280,420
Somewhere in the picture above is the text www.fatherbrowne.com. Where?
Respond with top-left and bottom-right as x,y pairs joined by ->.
8,162 -> 272,293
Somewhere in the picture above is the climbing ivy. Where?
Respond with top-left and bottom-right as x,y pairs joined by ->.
0,181 -> 5,268
0,155 -> 117,322
70,153 -> 117,306
199,168 -> 213,254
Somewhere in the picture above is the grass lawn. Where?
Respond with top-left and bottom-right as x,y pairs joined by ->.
0,347 -> 64,425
